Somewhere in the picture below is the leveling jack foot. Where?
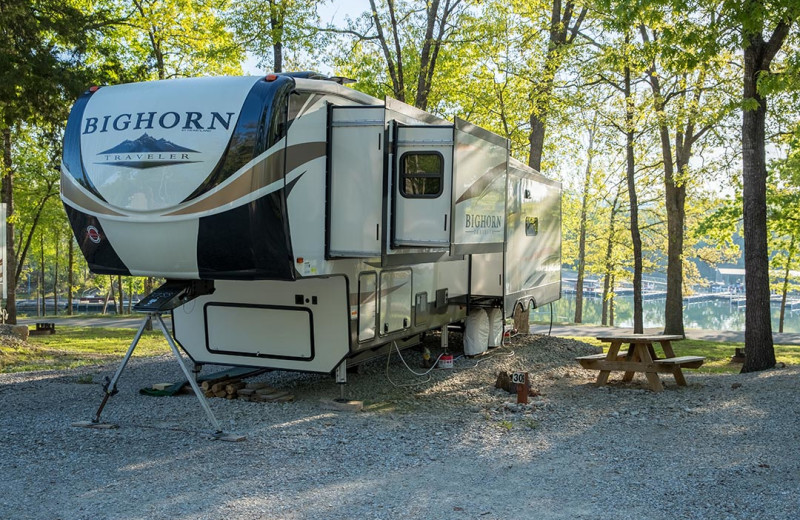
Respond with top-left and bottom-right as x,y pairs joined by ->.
208,431 -> 247,442
71,421 -> 119,430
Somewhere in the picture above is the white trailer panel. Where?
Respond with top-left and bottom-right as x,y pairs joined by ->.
451,118 -> 508,255
504,158 -> 562,311
328,106 -> 384,257
205,304 -> 313,359
173,276 -> 350,372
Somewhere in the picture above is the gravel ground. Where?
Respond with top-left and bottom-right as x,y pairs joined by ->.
1,332 -> 798,520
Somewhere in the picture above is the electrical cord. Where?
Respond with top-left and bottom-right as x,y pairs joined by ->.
385,316 -> 518,385
385,341 -> 444,388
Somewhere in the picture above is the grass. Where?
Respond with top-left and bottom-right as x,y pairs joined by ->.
566,336 -> 800,374
0,326 -> 169,373
2,325 -> 798,375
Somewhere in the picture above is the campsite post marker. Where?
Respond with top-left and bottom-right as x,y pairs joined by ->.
512,372 -> 529,404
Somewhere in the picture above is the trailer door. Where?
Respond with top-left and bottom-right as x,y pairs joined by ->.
391,124 -> 454,247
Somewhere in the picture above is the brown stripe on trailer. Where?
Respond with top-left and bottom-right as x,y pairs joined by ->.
165,141 -> 325,216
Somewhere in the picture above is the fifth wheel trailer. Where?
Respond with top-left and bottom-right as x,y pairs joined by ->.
61,72 -> 562,377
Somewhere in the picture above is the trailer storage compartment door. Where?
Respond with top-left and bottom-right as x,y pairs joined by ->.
379,269 -> 412,335
451,118 -> 508,256
172,276 -> 352,373
328,106 -> 385,257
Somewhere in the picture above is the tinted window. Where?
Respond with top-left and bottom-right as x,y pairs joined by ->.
400,153 -> 443,198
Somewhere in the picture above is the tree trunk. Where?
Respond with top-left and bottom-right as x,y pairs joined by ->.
273,42 -> 283,73
609,274 -> 615,327
527,1 -> 587,171
778,241 -> 793,333
67,238 -> 74,315
601,272 -> 610,325
40,236 -> 45,317
528,114 -> 546,172
640,25 -> 687,337
574,123 -> 596,324
369,0 -> 405,102
127,278 -> 133,314
102,276 -> 113,315
663,157 -> 687,336
601,188 -> 621,326
413,0 -> 441,111
270,6 -> 283,73
624,62 -> 643,333
2,128 -> 17,323
53,233 -> 59,316
144,276 -> 153,330
740,22 -> 786,372
116,275 -> 124,315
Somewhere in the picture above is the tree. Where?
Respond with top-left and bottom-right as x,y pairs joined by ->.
9,127 -> 61,291
574,116 -> 599,323
638,9 -> 735,336
330,0 -> 471,111
738,0 -> 796,372
0,0 -> 106,322
527,0 -> 588,171
600,181 -> 625,325
769,124 -> 800,333
623,52 -> 645,333
104,0 -> 242,81
228,0 -> 319,73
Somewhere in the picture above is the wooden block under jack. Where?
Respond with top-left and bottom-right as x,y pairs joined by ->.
320,398 -> 364,412
72,421 -> 119,429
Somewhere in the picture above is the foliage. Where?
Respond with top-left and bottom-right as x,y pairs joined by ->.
327,0 -> 475,111
227,0 -> 320,72
97,0 -> 243,81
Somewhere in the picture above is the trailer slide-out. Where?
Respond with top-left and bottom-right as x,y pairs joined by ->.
62,72 -> 561,379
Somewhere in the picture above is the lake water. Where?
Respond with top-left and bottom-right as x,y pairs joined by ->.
530,293 -> 800,333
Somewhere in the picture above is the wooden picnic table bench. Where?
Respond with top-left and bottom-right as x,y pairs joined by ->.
575,334 -> 704,392
29,322 -> 56,336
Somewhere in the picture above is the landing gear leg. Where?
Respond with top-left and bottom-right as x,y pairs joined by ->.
74,312 -> 244,441
326,361 -> 362,411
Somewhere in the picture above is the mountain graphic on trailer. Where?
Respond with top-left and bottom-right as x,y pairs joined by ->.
96,133 -> 200,169
99,133 -> 199,154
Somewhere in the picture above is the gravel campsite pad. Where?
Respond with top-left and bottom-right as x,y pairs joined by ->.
1,333 -> 798,520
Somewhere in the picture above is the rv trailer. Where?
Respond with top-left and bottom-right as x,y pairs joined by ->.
62,73 -> 561,432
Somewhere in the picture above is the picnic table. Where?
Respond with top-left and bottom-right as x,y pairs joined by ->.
575,334 -> 705,392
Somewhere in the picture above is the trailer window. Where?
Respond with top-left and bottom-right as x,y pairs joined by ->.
400,152 -> 443,198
